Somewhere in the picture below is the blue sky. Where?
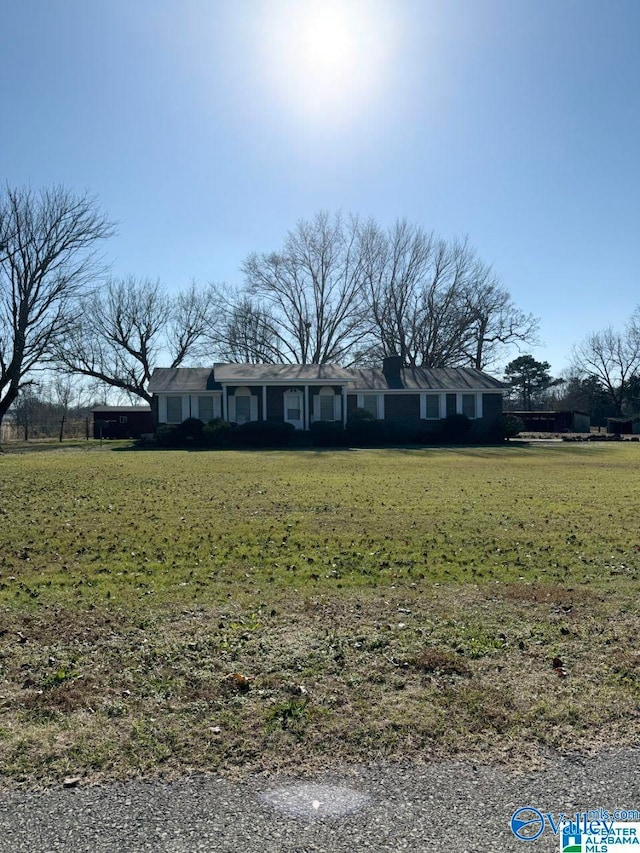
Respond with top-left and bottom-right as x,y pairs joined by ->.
2,0 -> 639,375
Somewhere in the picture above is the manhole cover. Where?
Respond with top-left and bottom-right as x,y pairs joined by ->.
261,782 -> 371,819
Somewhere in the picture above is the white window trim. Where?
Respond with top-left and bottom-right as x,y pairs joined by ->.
194,394 -> 222,422
165,395 -> 186,424
357,393 -> 384,419
283,390 -> 304,428
458,392 -> 482,420
229,387 -> 258,424
420,393 -> 442,420
313,386 -> 340,423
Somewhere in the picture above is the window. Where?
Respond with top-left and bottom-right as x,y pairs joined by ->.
198,396 -> 214,423
232,387 -> 255,424
462,394 -> 477,419
446,394 -> 457,417
424,395 -> 439,419
319,395 -> 334,421
362,394 -> 379,418
319,387 -> 335,421
166,397 -> 182,423
236,394 -> 251,424
119,415 -> 128,424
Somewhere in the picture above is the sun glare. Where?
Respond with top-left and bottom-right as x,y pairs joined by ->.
258,0 -> 395,126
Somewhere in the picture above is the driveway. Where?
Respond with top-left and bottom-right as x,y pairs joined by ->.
1,748 -> 638,852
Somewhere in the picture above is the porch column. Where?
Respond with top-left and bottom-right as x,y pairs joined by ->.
304,385 -> 309,430
262,385 -> 267,421
342,386 -> 347,426
222,386 -> 228,421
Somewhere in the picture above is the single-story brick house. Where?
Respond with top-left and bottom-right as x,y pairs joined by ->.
92,406 -> 154,439
148,356 -> 506,434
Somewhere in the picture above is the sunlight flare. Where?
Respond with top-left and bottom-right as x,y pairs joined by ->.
257,0 -> 396,125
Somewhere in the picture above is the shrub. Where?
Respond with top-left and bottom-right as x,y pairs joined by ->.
496,413 -> 525,441
233,420 -> 295,448
349,406 -> 375,421
175,417 -> 205,444
440,413 -> 472,443
203,418 -> 233,447
155,424 -> 180,447
385,418 -> 423,444
414,419 -> 442,445
310,420 -> 345,447
345,418 -> 387,446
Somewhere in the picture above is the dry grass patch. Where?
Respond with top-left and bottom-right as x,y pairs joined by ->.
1,443 -> 640,787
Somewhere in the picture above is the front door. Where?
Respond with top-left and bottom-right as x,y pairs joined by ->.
284,391 -> 304,430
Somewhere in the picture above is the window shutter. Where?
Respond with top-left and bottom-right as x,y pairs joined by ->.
250,395 -> 258,422
313,395 -> 320,422
228,395 -> 236,423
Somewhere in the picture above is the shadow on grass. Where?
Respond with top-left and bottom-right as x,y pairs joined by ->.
111,441 -> 543,455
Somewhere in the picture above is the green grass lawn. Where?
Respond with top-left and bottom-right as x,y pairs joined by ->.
0,442 -> 639,787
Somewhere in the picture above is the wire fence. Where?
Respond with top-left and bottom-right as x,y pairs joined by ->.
0,417 -> 91,443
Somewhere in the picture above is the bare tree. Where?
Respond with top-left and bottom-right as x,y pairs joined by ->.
571,310 -> 640,416
51,375 -> 74,442
12,387 -> 39,442
213,294 -> 281,363
241,211 -> 369,364
463,280 -> 539,369
359,221 -> 534,368
57,277 -> 218,402
0,185 -> 114,435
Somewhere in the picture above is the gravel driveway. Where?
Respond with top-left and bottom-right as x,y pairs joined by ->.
1,749 -> 638,852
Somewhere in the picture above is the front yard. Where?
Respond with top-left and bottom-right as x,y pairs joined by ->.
0,443 -> 638,787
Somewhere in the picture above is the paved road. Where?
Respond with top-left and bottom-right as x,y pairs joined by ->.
0,749 -> 638,852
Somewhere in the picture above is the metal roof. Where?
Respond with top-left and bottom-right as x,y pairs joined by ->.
349,366 -> 507,391
214,363 -> 355,383
148,368 -> 221,393
148,364 -> 507,393
91,405 -> 152,412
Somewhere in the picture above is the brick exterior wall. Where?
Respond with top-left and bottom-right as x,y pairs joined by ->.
384,394 -> 420,420
481,393 -> 503,424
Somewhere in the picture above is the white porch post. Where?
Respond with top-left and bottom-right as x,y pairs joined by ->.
304,385 -> 309,430
262,385 -> 267,421
222,386 -> 228,421
342,386 -> 347,426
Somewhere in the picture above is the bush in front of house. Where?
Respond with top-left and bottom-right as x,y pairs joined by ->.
384,418 -> 425,444
175,417 -> 205,445
349,406 -> 375,421
155,423 -> 180,447
496,413 -> 526,441
232,420 -> 295,447
156,418 -> 205,447
414,419 -> 442,444
310,420 -> 346,446
439,413 -> 472,443
203,418 -> 233,447
345,417 -> 387,446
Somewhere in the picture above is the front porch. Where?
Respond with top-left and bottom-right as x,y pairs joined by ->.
223,384 -> 346,430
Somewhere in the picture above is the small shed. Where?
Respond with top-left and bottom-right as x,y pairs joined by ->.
91,406 -> 154,439
509,410 -> 591,433
607,417 -> 640,436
